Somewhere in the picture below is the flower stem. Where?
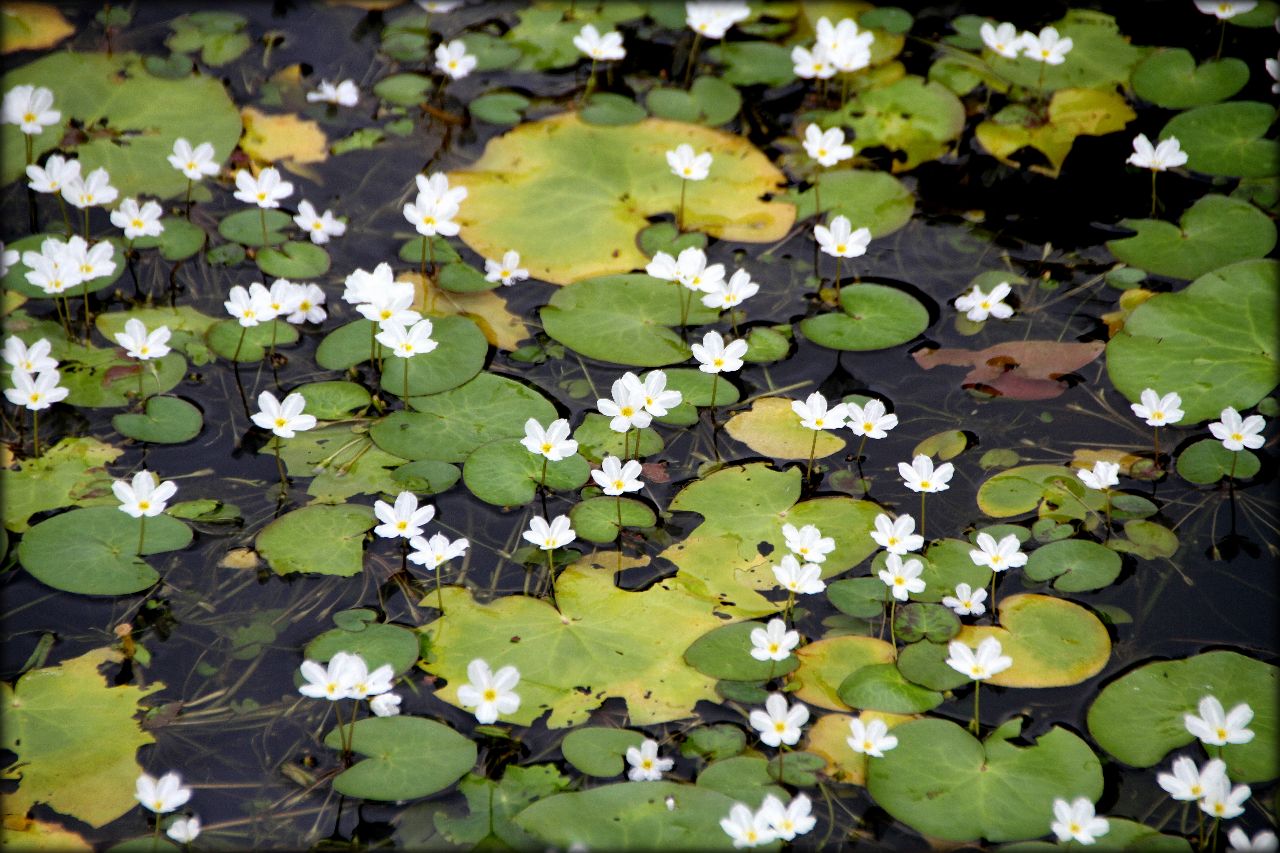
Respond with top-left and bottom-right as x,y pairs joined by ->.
136,364 -> 145,403
232,325 -> 247,364
1153,426 -> 1160,464
834,255 -> 842,298
274,440 -> 288,495
990,571 -> 998,621
784,590 -> 795,626
260,207 -> 268,248
920,492 -> 926,540
1149,170 -> 1159,218
683,32 -> 702,89
138,514 -> 147,556
971,681 -> 981,735
679,286 -> 691,332
403,359 -> 410,408
545,546 -> 557,607
888,596 -> 897,646
677,180 -> 687,233
436,565 -> 444,613
420,235 -> 428,278
184,178 -> 193,218
57,194 -> 71,236
31,408 -> 39,457
806,430 -> 818,483
616,495 -> 624,571
540,456 -> 549,490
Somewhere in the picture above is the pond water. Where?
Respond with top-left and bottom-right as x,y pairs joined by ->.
2,1 -> 1277,850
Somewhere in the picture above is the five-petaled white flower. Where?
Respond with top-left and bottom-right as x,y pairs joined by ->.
286,283 -> 327,324
598,380 -> 652,432
1077,460 -> 1120,491
233,167 -> 293,209
1200,779 -> 1252,820
759,794 -> 816,841
942,582 -> 988,616
1185,696 -> 1255,746
1131,388 -> 1185,426
435,40 -> 478,79
293,200 -> 346,244
64,235 -> 117,282
26,154 -> 80,195
772,554 -> 826,594
700,268 -> 758,309
647,247 -> 725,293
168,138 -> 219,180
720,802 -> 777,849
416,172 -> 468,207
114,318 -> 172,361
522,418 -> 579,461
969,532 -> 1027,573
22,238 -> 82,295
4,369 -> 68,411
224,283 -> 276,327
792,390 -> 848,431
376,319 -> 438,358
899,454 -> 954,493
3,85 -> 60,135
408,532 -> 470,570
1209,407 -> 1266,452
524,514 -> 576,550
373,491 -> 435,540
623,370 -> 683,417
803,124 -> 854,168
307,78 -> 359,107
871,513 -> 924,555
113,470 -> 178,518
1127,134 -> 1189,171
484,250 -> 529,285
847,398 -> 898,439
370,692 -> 402,717
691,330 -> 748,374
626,738 -> 673,781
792,44 -> 837,80
981,21 -> 1022,58
955,281 -> 1014,322
403,193 -> 461,238
344,655 -> 396,701
814,215 -> 871,259
166,816 -> 201,844
946,636 -> 1013,681
750,618 -> 799,662
782,523 -> 835,563
135,772 -> 192,815
1157,756 -> 1228,802
266,279 -> 303,320
847,716 -> 899,757
750,692 -> 809,747
298,650 -> 361,700
1194,0 -> 1258,18
62,167 -> 118,209
111,197 -> 165,240
357,280 -> 420,328
667,144 -> 713,181
4,337 -> 57,374
574,24 -> 627,61
1227,827 -> 1278,852
686,1 -> 751,39
1020,26 -> 1074,64
251,390 -> 317,438
456,658 -> 521,724
592,455 -> 644,496
878,553 -> 925,601
1051,797 -> 1109,845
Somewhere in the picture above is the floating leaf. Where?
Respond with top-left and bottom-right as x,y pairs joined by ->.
1106,520 -> 1178,560
256,504 -> 374,576
955,594 -> 1110,688
1176,439 -> 1261,484
895,640 -> 969,691
839,663 -> 943,714
984,10 -> 1145,93
257,241 -> 330,278
392,460 -> 460,495
579,92 -> 648,126
637,222 -> 707,260
840,76 -> 965,172
410,273 -> 529,351
3,436 -> 121,533
1088,651 -> 1278,782
217,209 -> 292,247
295,381 -> 371,420
501,4 -> 648,71
1162,102 -> 1279,178
684,621 -> 800,682
788,635 -> 896,711
449,114 -> 796,284
723,397 -> 845,460
1106,195 -> 1276,280
800,283 -> 930,351
650,368 -> 740,427
461,438 -> 589,507
682,725 -> 748,762
166,11 -> 251,66
130,216 -> 206,261
1131,49 -> 1248,108
913,429 -> 967,461
805,711 -> 912,786
915,340 -> 1105,400
423,765 -> 570,850
0,816 -> 92,850
976,88 -> 1135,178
1,3 -> 74,54
323,716 -> 476,801
778,170 -> 915,236
572,413 -> 664,462
240,107 -> 328,167
645,76 -> 741,127
891,602 -> 961,643
374,73 -> 432,106
698,755 -> 787,805
561,727 -> 645,778
112,396 -> 203,444
705,41 -> 795,87
1106,259 -> 1278,422
977,464 -> 1102,518
468,91 -> 529,125
743,326 -> 791,363
378,316 -> 489,400
275,427 -> 404,503
1024,538 -> 1122,592
206,319 -> 298,363
569,496 -> 655,543
19,507 -> 191,595
305,612 -> 419,677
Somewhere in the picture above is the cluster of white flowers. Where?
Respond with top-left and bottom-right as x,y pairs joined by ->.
792,16 -> 875,80
721,793 -> 815,847
3,336 -> 67,412
135,771 -> 200,844
980,22 -> 1074,64
299,650 -> 401,716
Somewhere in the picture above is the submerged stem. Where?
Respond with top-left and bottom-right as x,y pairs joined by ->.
138,514 -> 147,556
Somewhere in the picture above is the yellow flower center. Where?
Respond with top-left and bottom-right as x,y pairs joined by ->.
817,148 -> 827,157
894,577 -> 904,585
613,480 -> 624,490
380,310 -> 392,319
980,300 -> 991,309
23,112 -> 35,123
641,759 -> 653,769
990,555 -> 1002,565
863,740 -> 873,750
1069,822 -> 1081,834
327,683 -> 338,694
920,480 -> 931,489
620,406 -> 634,417
132,219 -> 143,228
256,192 -> 267,201
541,442 -> 553,452
275,417 -> 287,427
814,418 -> 824,427
971,665 -> 982,676
864,421 -> 874,431
682,167 -> 692,176
154,799 -> 165,810
139,346 -> 150,355
138,501 -> 151,510
187,161 -> 196,171
422,216 -> 435,225
483,688 -> 497,702
835,244 -> 846,253
1217,727 -> 1228,740
396,521 -> 408,530
544,538 -> 554,547
1231,432 -> 1243,441
29,392 -> 41,402
713,357 -> 724,367
774,721 -> 786,732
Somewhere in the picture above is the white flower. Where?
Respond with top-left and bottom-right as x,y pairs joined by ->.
135,772 -> 192,815
792,43 -> 837,80
814,215 -> 871,259
285,283 -> 327,324
233,167 -> 293,209
686,1 -> 751,39
899,454 -> 954,493
969,532 -> 1027,573
1209,407 -> 1266,451
955,281 -> 1013,322
1130,389 -> 1185,426
1020,26 -> 1074,65
980,21 -> 1022,58
941,582 -> 988,616
878,553 -> 925,601
830,39 -> 873,74
591,455 -> 644,496
168,138 -> 219,180
772,554 -> 825,594
298,651 -> 361,700
408,532 -> 470,570
750,618 -> 799,662
700,268 -> 758,310
110,197 -> 165,240
114,318 -> 172,361
1267,53 -> 1280,94
342,262 -> 396,305
647,247 -> 724,293
691,330 -> 747,374
22,237 -> 83,295
369,693 -> 402,717
61,167 -> 118,209
456,658 -> 520,724
166,816 -> 201,844
1228,827 -> 1278,852
415,172 -> 468,207
1185,696 -> 1255,746
1127,134 -> 1189,171
1077,460 -> 1120,491
4,369 -> 68,411
782,523 -> 835,563
666,144 -> 712,181
3,85 -> 60,135
945,636 -> 1013,681
759,794 -> 816,841
802,124 -> 854,168
870,514 -> 923,555
373,491 -> 435,540
484,250 -> 529,285
4,337 -> 57,373
626,738 -> 673,781
113,470 -> 178,518
720,802 -> 777,849
622,370 -> 683,417
792,391 -> 847,431
224,283 -> 275,327
307,78 -> 359,107
1200,779 -> 1252,820
847,399 -> 897,439
293,200 -> 346,244
573,24 -> 626,61
403,192 -> 460,237
749,692 -> 808,747
357,280 -> 420,328
521,417 -> 579,462
251,390 -> 317,438
436,40 -> 477,79
265,279 -> 303,319
597,380 -> 652,432
1051,797 -> 1109,845
416,0 -> 461,11
846,716 -> 898,757
376,319 -> 437,358
1194,0 -> 1259,19
523,515 -> 576,550
0,243 -> 12,278
26,154 -> 80,195
345,656 -> 396,701
63,235 -> 116,282
1157,756 -> 1228,802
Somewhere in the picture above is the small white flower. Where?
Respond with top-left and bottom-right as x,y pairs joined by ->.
306,78 -> 359,107
298,651 -> 362,700
847,399 -> 897,439
1194,0 -> 1259,19
690,330 -> 748,374
945,636 -> 1013,681
373,491 -> 435,540
166,816 -> 201,844
573,24 -> 626,61
1127,134 -> 1189,172
1051,797 -> 1109,845
436,40 -> 477,80
813,215 -> 871,259
408,532 -> 470,570
358,280 -> 420,328
113,470 -> 178,518
792,390 -> 848,431
1228,827 -> 1278,852
666,144 -> 712,181
597,380 -> 652,432
720,802 -> 777,849
26,154 -> 80,195
168,138 -> 219,180
376,319 -> 438,358
1209,407 -> 1266,452
114,318 -> 172,361
484,250 -> 529,285
846,716 -> 898,757
135,772 -> 192,815
1020,26 -> 1074,65
233,167 -> 293,209
251,390 -> 317,438
2,85 -> 60,135
523,515 -> 576,550
625,738 -> 673,781
899,454 -> 954,493
369,692 -> 402,717
772,554 -> 825,594
456,658 -> 521,724
792,43 -> 837,80
969,532 -> 1027,573
870,513 -> 923,555
686,1 -> 751,39
415,172 -> 467,207
61,168 -> 118,209
749,618 -> 799,662
1077,460 -> 1120,491
4,369 -> 68,411
803,124 -> 855,167
110,197 -> 165,240
293,200 -> 346,244
758,793 -> 816,841
1157,756 -> 1228,802
285,283 -> 327,324
521,417 -> 579,462
224,283 -> 275,327
1130,389 -> 1185,426
749,692 -> 808,747
980,21 -> 1022,58
622,370 -> 683,417
782,523 -> 835,563
591,455 -> 644,496
955,281 -> 1014,322
878,553 -> 925,601
1185,696 -> 1255,746
700,268 -> 758,310
4,337 -> 57,374
403,192 -> 460,238
1200,779 -> 1252,820
941,582 -> 988,616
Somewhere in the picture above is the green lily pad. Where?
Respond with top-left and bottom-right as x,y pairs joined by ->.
19,506 -> 192,595
909,540 -> 993,605
977,464 -> 1105,519
257,241 -> 330,278
779,169 -> 915,235
560,727 -> 645,778
705,41 -> 795,87
800,283 -> 930,351
112,396 -> 203,444
840,76 -> 965,172
129,216 -> 206,261
2,234 -> 126,298
305,612 -> 419,677
541,274 -> 720,366
1,647 -> 163,828
374,72 -> 433,106
645,76 -> 741,127
206,319 -> 298,363
459,32 -> 522,70
500,4 -> 648,71
827,577 -> 890,619
866,718 -> 1103,842
637,222 -> 707,260
3,436 -> 121,533
1023,538 -> 1122,592
984,10 -> 1146,94
1087,651 -> 1277,783
218,209 -> 292,247
682,725 -> 748,761
955,594 -> 1111,688
1106,259 -> 1279,423
571,413 -> 664,462
436,261 -> 497,293
1107,195 -> 1276,280
1162,102 -> 1279,178
323,716 -> 476,801
275,427 -> 405,503
379,316 -> 489,399
1106,520 -> 1179,560
892,602 -> 961,643
743,326 -> 791,363
698,756 -> 788,806
789,635 -> 897,711
838,663 -> 944,714
650,368 -> 740,426
684,621 -> 800,682
448,114 -> 796,284
976,88 -> 1135,178
579,93 -> 647,126
1176,439 -> 1261,484
392,460 -> 461,495
1,52 -> 241,198
468,91 -> 529,125
416,765 -> 570,850
1131,49 -> 1248,108
166,11 -> 251,66
255,504 -> 374,576
295,381 -> 372,420
895,640 -> 970,691
461,438 -> 590,506
316,319 -> 380,370
568,497 -> 655,543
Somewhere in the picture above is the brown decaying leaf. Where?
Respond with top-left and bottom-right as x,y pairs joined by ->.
912,340 -> 1105,400
1,3 -> 74,55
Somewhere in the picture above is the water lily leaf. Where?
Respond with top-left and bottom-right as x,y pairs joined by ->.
257,241 -> 330,278
1131,49 -> 1248,108
370,373 -> 555,463
723,397 -> 845,460
112,396 -> 203,444
461,438 -> 589,507
779,169 -> 915,235
560,727 -> 645,778
3,436 -> 121,532
571,413 -> 663,462
275,427 -> 405,503
0,816 -> 92,850
866,718 -> 1103,842
743,326 -> 791,363
914,340 -> 1105,400
379,315 -> 489,400
1,3 -> 74,54
255,504 -> 374,576
322,716 -> 476,801
788,635 -> 897,711
895,639 -> 970,691
392,460 -> 461,495
206,319 -> 298,363
305,614 -> 419,677
2,234 -> 126,298
295,381 -> 371,420
705,41 -> 794,87
684,621 -> 801,682
579,92 -> 647,126
501,4 -> 647,71
805,711 -> 913,786
651,368 -> 740,427
682,725 -> 747,762
541,274 -> 720,366
1106,259 -> 1279,422
515,781 -> 741,850
697,756 -> 787,806
800,283 -> 930,351
827,577 -> 889,619
129,216 -> 206,261
840,76 -> 965,172
1,52 -> 241,198
1024,538 -> 1121,592
1162,102 -> 1279,178
985,10 -> 1146,93
240,107 -> 328,167
977,464 -> 1103,519
1106,520 -> 1178,560
637,222 -> 707,259
166,11 -> 250,66
1107,195 -> 1276,280
410,273 -> 529,351
569,496 -> 655,543
422,557 -> 728,727
955,594 -> 1111,688
422,765 -> 570,850
468,91 -> 529,125
1087,651 -> 1278,783
891,602 -> 961,644
373,72 -> 431,108
913,429 -> 967,461
217,209 -> 292,247
19,506 -> 191,595
865,541 -> 991,606
976,88 -> 1135,178
839,662 -> 943,714
766,750 -> 825,786
1,647 -> 163,828
448,114 -> 796,284
1176,439 -> 1261,484
646,76 -> 742,127
315,319 -> 380,370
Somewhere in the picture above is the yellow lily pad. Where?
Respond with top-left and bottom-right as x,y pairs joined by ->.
804,711 -> 914,785
787,635 -> 896,710
241,106 -> 329,167
956,594 -> 1111,688
1,3 -> 73,54
724,397 -> 846,460
404,272 -> 529,351
976,88 -> 1135,178
0,815 -> 91,851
